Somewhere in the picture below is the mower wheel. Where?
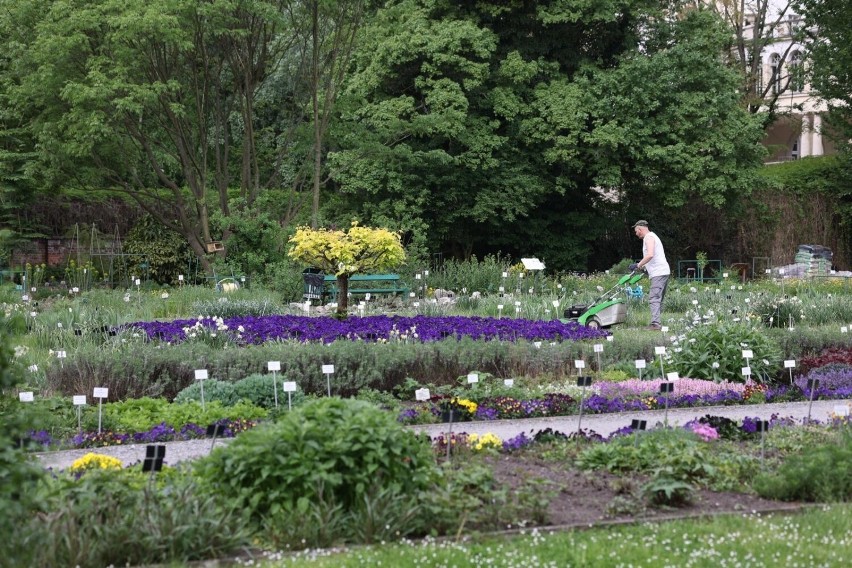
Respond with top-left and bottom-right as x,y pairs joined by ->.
586,317 -> 601,329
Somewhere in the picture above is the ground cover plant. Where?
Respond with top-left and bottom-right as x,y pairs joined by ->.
5,262 -> 852,564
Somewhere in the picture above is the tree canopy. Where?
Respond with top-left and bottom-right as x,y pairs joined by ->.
329,0 -> 766,270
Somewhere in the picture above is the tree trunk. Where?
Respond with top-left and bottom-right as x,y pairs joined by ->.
337,274 -> 349,316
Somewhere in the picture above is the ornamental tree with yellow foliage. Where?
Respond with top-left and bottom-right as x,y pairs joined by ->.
287,223 -> 406,315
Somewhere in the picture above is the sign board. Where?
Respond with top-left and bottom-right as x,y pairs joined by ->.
93,387 -> 108,399
268,361 -> 281,372
282,381 -> 297,393
73,395 -> 87,406
521,258 -> 545,270
742,366 -> 752,376
504,379 -> 514,387
415,388 -> 430,401
654,346 -> 666,355
322,364 -> 335,374
467,373 -> 479,384
194,369 -> 208,380
784,360 -> 796,368
593,343 -> 604,353
574,360 -> 585,369
635,359 -> 646,369
742,349 -> 754,359
19,392 -> 34,402
666,372 -> 679,381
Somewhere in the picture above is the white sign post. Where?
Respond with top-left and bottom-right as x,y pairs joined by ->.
415,388 -> 431,402
268,361 -> 281,408
635,359 -> 647,381
195,369 -> 209,410
19,392 -> 34,403
593,343 -> 604,371
73,395 -> 87,432
322,364 -> 335,396
467,372 -> 479,388
654,346 -> 667,380
93,387 -> 109,434
282,381 -> 297,411
784,359 -> 796,385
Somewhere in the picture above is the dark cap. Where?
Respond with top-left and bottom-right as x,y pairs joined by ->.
632,220 -> 649,228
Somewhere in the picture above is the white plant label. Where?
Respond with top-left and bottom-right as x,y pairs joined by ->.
784,360 -> 796,368
194,369 -> 208,380
57,350 -> 67,359
415,388 -> 430,401
135,279 -> 141,286
666,372 -> 679,381
499,286 -> 505,292
741,366 -> 752,376
661,326 -> 669,333
742,349 -> 754,359
533,341 -> 542,349
282,381 -> 297,393
178,274 -> 184,281
467,373 -> 479,384
635,359 -> 647,369
19,392 -> 34,402
415,274 -> 421,280
574,360 -> 585,369
268,361 -> 281,372
502,272 -> 508,278
322,364 -> 335,374
842,326 -> 849,334
497,304 -> 504,310
73,395 -> 87,406
593,343 -> 604,353
93,387 -> 108,399
504,379 -> 514,387
654,346 -> 666,355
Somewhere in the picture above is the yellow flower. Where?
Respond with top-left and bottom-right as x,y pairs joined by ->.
452,398 -> 478,414
69,452 -> 123,473
468,432 -> 503,451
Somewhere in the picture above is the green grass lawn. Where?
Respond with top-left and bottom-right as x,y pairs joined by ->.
270,504 -> 852,567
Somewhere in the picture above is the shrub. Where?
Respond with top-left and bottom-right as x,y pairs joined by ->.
669,322 -> 782,383
753,430 -> 852,502
194,398 -> 438,524
173,380 -> 239,406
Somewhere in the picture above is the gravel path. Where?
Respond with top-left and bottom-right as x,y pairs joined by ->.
33,399 -> 849,471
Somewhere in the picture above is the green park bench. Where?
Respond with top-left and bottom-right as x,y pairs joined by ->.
322,274 -> 409,301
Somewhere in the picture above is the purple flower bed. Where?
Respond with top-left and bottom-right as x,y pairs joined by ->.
795,366 -> 852,398
130,314 -> 607,345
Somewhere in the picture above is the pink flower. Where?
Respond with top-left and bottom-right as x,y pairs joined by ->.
689,423 -> 719,441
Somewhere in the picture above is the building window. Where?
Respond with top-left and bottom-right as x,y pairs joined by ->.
791,139 -> 799,160
790,51 -> 804,92
770,54 -> 781,95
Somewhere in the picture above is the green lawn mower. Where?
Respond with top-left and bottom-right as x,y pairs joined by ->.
561,271 -> 643,329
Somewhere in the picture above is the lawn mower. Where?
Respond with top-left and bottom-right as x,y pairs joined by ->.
561,271 -> 643,329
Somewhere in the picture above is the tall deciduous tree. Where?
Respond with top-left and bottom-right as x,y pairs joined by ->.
330,0 -> 764,270
0,0 -> 363,273
797,0 -> 852,143
694,0 -> 802,122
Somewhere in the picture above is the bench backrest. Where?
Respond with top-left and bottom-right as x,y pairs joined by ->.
323,274 -> 401,282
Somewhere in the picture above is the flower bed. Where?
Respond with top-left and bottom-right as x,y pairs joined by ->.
130,314 -> 608,344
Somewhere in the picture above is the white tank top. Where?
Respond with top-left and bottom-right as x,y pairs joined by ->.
643,231 -> 670,278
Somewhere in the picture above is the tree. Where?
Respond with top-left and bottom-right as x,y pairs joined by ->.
694,1 -> 803,123
287,223 -> 405,315
797,0 -> 852,143
0,0 -> 364,275
329,0 -> 765,270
